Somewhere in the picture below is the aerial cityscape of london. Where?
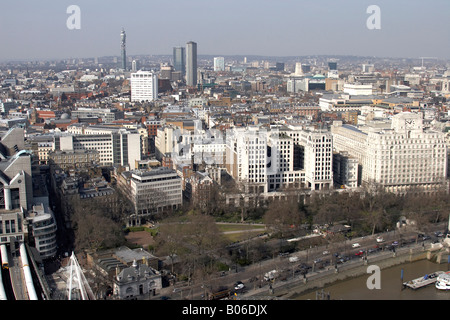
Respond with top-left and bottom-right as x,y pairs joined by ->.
0,0 -> 449,312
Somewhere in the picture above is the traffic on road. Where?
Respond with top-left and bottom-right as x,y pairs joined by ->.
152,225 -> 448,300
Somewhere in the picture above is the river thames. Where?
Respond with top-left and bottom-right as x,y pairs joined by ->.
294,259 -> 450,300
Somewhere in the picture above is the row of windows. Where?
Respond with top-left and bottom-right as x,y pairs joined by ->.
0,220 -> 19,234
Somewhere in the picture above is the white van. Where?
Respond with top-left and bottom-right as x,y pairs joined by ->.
264,270 -> 278,281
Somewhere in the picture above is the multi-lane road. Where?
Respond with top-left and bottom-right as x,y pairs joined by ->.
153,222 -> 448,300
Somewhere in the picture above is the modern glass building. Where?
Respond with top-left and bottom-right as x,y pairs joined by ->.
173,47 -> 185,77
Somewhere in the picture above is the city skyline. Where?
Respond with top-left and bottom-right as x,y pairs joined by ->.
0,0 -> 449,62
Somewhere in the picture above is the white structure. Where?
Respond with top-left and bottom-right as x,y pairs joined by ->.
131,60 -> 138,72
67,252 -> 95,300
226,127 -> 268,193
214,57 -> 225,72
128,167 -> 182,216
300,129 -> 334,191
362,64 -> 374,73
58,128 -> 141,170
331,112 -> 447,193
343,83 -> 373,96
27,204 -> 57,259
155,125 -> 178,161
225,125 -> 334,192
71,107 -> 123,123
130,70 -> 158,102
113,259 -> 162,300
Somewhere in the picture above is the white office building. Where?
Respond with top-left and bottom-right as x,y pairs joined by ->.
343,83 -> 373,96
28,204 -> 57,259
331,112 -> 447,193
130,70 -> 158,102
128,167 -> 182,216
226,127 -> 268,193
300,130 -> 334,191
214,57 -> 225,72
225,125 -> 334,193
57,128 -> 141,170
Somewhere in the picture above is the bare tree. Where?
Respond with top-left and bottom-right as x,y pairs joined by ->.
263,198 -> 304,238
69,195 -> 126,252
155,213 -> 226,285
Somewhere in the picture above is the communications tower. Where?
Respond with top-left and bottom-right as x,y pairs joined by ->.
120,28 -> 127,71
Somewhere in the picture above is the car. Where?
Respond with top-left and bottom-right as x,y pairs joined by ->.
376,237 -> 384,243
352,243 -> 361,248
355,250 -> 364,256
322,250 -> 330,255
234,281 -> 245,290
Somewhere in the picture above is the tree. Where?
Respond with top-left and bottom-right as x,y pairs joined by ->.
263,198 -> 304,238
359,183 -> 401,235
155,217 -> 189,274
68,195 -> 126,252
155,213 -> 226,285
74,212 -> 125,252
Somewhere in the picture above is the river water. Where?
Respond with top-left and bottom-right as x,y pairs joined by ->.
294,259 -> 450,300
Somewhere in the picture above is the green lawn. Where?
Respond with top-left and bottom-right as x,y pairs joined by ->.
216,223 -> 267,243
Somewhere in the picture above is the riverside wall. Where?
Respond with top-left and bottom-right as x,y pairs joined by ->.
246,245 -> 448,299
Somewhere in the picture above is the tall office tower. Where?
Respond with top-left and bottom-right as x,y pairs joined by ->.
294,62 -> 303,76
328,61 -> 337,70
186,41 -> 197,87
120,28 -> 127,70
130,70 -> 158,102
131,60 -> 138,72
173,47 -> 185,77
214,57 -> 225,72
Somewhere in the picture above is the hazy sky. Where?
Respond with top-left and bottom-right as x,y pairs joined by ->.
0,0 -> 449,61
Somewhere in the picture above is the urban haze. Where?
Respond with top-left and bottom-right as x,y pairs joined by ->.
0,0 -> 449,308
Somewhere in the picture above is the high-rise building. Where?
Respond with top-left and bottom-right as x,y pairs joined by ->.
131,60 -> 138,72
120,28 -> 127,71
130,70 -> 158,102
328,62 -> 338,70
214,57 -> 225,72
173,47 -> 185,77
186,41 -> 197,87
